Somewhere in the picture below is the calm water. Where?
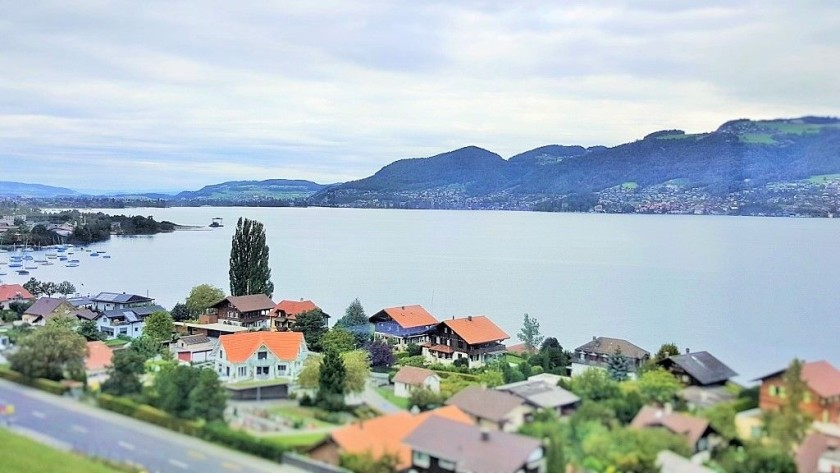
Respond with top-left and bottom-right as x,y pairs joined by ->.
3,207 -> 838,381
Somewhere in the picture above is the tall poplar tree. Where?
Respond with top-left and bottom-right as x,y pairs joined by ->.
229,217 -> 274,297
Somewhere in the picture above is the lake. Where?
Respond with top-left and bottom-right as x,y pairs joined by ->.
3,207 -> 838,381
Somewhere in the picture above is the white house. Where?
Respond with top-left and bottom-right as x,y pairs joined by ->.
393,366 -> 441,398
90,292 -> 155,312
95,305 -> 165,339
215,331 -> 309,383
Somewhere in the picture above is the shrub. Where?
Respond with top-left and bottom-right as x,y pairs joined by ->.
200,422 -> 287,462
33,378 -> 68,396
313,410 -> 344,424
98,393 -> 141,416
299,393 -> 314,407
0,368 -> 26,384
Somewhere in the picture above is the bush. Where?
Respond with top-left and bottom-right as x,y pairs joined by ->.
406,343 -> 422,357
98,393 -> 141,416
33,378 -> 69,396
134,405 -> 200,435
313,409 -> 344,424
0,368 -> 26,384
200,422 -> 287,462
298,393 -> 314,407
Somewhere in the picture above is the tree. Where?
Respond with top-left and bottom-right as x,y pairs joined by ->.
568,368 -> 621,402
335,298 -> 371,347
719,444 -> 797,473
155,364 -> 199,418
765,358 -> 811,448
367,340 -> 396,369
22,277 -> 42,297
637,368 -> 682,405
170,302 -> 191,322
409,387 -> 445,411
185,284 -> 225,316
129,335 -> 163,360
653,342 -> 680,363
101,349 -> 146,396
56,281 -> 76,296
340,451 -> 400,473
187,369 -> 228,422
77,319 -> 104,341
143,310 -> 174,343
536,337 -> 570,374
293,309 -> 328,352
316,349 -> 347,411
299,350 -> 369,395
8,317 -> 86,380
321,327 -> 356,354
41,281 -> 57,297
607,347 -> 630,381
229,217 -> 274,297
405,343 -> 422,357
517,313 -> 544,353
581,425 -> 691,473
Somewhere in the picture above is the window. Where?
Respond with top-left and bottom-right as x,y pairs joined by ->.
277,364 -> 287,373
257,366 -> 269,376
438,459 -> 455,470
119,328 -> 128,335
238,366 -> 247,377
412,451 -> 430,468
257,351 -> 268,360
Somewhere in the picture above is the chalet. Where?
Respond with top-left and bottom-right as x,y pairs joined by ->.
403,416 -> 546,473
422,315 -> 509,368
172,334 -> 217,364
659,350 -> 737,387
215,331 -> 309,384
95,304 -> 166,339
271,299 -> 326,332
308,406 -> 474,470
756,360 -> 840,424
90,292 -> 155,312
496,378 -> 580,416
22,297 -> 88,326
393,366 -> 441,398
369,305 -> 438,348
445,385 -> 531,432
0,284 -> 35,309
631,406 -> 720,454
571,336 -> 650,378
208,295 -> 275,329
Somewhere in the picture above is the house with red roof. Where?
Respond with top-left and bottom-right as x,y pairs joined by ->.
422,315 -> 509,368
369,305 -> 439,348
85,341 -> 113,389
271,299 -> 325,332
214,331 -> 309,390
0,284 -> 35,309
756,360 -> 840,424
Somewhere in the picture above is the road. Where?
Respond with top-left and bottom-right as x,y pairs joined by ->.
0,379 -> 305,473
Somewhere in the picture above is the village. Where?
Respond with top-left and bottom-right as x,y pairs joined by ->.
0,276 -> 837,473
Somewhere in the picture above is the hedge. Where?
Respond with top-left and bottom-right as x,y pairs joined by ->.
0,368 -> 70,396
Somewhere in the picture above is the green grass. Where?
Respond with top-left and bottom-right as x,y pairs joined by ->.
0,428 -> 131,473
655,133 -> 706,140
103,339 -> 129,347
739,133 -> 776,144
375,387 -> 410,409
266,405 -> 337,427
621,181 -> 639,190
225,378 -> 289,389
505,353 -> 525,365
761,121 -> 840,135
807,173 -> 840,184
263,432 -> 327,449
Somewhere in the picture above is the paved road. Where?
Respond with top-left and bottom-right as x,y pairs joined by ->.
0,379 -> 305,473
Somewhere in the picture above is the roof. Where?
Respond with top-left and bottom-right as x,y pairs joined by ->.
218,331 -> 306,363
91,292 -> 153,304
24,297 -> 69,317
797,433 -> 840,473
445,385 -> 524,423
370,305 -> 438,329
631,406 -> 711,448
85,341 -> 113,372
441,316 -> 509,345
212,295 -> 275,313
575,336 -> 649,359
176,322 -> 250,333
327,405 -> 474,470
393,366 -> 439,386
756,360 -> 840,398
179,334 -> 211,345
662,351 -> 737,385
67,296 -> 92,307
74,308 -> 98,321
0,284 -> 34,302
656,450 -> 716,473
101,305 -> 165,322
427,344 -> 454,354
404,416 -> 543,473
273,300 -> 320,320
496,380 -> 580,409
506,342 -> 537,355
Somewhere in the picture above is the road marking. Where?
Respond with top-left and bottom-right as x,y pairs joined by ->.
223,462 -> 243,471
187,450 -> 205,459
71,425 -> 88,433
118,441 -> 135,451
31,410 -> 46,419
168,458 -> 189,469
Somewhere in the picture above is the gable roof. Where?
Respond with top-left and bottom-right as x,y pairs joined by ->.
371,305 -> 438,329
74,308 -> 98,320
100,305 -> 165,322
575,336 -> 649,359
393,366 -> 439,386
218,331 -> 306,363
212,295 -> 275,313
91,292 -> 153,304
442,316 -> 509,345
756,360 -> 840,398
0,284 -> 34,302
179,334 -> 211,345
85,341 -> 113,372
327,405 -> 474,470
662,351 -> 738,385
631,406 -> 712,448
274,300 -> 320,320
445,385 -> 524,422
796,433 -> 839,473
496,379 -> 580,409
404,416 -> 543,473
24,297 -> 70,317
506,342 -> 537,355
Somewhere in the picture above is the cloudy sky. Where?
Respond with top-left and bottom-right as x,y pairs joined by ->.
2,1 -> 838,193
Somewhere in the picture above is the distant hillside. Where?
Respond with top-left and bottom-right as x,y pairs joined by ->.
0,181 -> 80,198
174,179 -> 327,201
311,116 -> 840,216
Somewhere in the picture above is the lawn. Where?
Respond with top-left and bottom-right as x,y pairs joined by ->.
103,339 -> 129,348
376,387 -> 410,409
266,405 -> 338,427
807,174 -> 840,184
505,353 -> 525,365
621,181 -> 639,190
0,428 -> 131,473
263,432 -> 327,450
739,133 -> 775,144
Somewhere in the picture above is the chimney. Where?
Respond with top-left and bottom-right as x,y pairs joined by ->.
468,315 -> 472,322
480,428 -> 490,442
685,348 -> 690,354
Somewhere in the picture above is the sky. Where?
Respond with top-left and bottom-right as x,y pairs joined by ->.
1,1 -> 838,193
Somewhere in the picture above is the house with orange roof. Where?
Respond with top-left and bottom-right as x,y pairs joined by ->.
307,405 -> 474,470
214,331 -> 309,390
756,360 -> 840,424
369,305 -> 439,348
422,315 -> 509,368
271,299 -> 326,332
85,341 -> 113,389
0,283 -> 35,309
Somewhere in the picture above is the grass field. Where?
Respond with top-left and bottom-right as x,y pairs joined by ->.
263,431 -> 327,450
266,405 -> 337,428
807,174 -> 840,184
0,428 -> 131,473
762,121 -> 840,135
621,181 -> 639,190
505,353 -> 525,365
739,133 -> 775,144
375,387 -> 410,409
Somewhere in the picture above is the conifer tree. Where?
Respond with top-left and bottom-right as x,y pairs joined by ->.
229,217 -> 274,297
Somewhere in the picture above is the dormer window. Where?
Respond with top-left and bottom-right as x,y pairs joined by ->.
257,351 -> 268,360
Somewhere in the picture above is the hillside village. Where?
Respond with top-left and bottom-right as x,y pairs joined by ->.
0,281 -> 837,473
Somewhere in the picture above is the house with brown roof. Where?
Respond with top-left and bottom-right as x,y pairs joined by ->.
214,331 -> 308,386
369,305 -> 439,348
403,416 -> 546,473
393,366 -> 441,398
571,336 -> 650,379
445,385 -> 531,432
208,294 -> 275,329
22,297 -> 87,326
796,432 -> 840,473
422,315 -> 509,368
756,360 -> 840,424
631,405 -> 720,454
271,299 -> 326,332
0,284 -> 35,309
85,341 -> 113,389
307,405 -> 474,470
496,378 -> 581,416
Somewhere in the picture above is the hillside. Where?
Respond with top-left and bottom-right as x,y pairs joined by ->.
311,116 -> 840,216
0,181 -> 80,198
174,179 -> 327,201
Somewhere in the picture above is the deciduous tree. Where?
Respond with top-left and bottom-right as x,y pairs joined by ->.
185,284 -> 225,316
101,349 -> 146,396
229,217 -> 273,297
9,317 -> 86,380
155,364 -> 199,418
143,311 -> 174,344
170,302 -> 190,322
56,281 -> 76,296
77,319 -> 104,341
187,369 -> 228,422
321,327 -> 355,354
366,340 -> 395,369
637,368 -> 682,405
517,313 -> 544,353
765,358 -> 811,448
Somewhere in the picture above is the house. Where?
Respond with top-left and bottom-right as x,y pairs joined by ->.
571,336 -> 650,378
85,341 -> 113,389
208,295 -> 275,329
172,334 -> 218,364
445,385 -> 531,432
271,299 -> 326,332
369,305 -> 438,348
90,292 -> 155,312
656,450 -> 716,473
22,297 -> 87,326
734,408 -> 764,441
215,331 -> 309,384
393,366 -> 441,398
496,378 -> 580,416
308,405 -> 474,470
659,350 -> 738,387
631,405 -> 720,454
95,305 -> 166,339
403,416 -> 546,473
756,360 -> 840,424
797,432 -> 840,473
0,284 -> 35,309
506,342 -> 538,356
422,315 -> 509,368
174,320 -> 250,339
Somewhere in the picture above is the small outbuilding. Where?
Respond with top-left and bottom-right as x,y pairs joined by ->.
393,366 -> 441,398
